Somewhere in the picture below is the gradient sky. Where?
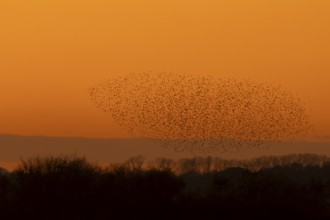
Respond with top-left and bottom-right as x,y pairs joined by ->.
1,0 -> 329,139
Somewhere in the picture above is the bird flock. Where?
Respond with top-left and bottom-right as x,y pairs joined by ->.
89,72 -> 311,154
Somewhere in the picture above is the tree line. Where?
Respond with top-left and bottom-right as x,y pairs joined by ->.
1,154 -> 330,219
123,153 -> 330,173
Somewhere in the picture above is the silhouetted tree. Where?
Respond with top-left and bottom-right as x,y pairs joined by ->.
124,155 -> 145,171
10,155 -> 100,219
1,154 -> 330,219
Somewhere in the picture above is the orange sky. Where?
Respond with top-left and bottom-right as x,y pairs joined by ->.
0,0 -> 329,139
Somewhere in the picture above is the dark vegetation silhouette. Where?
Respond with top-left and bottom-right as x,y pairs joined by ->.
1,154 -> 330,219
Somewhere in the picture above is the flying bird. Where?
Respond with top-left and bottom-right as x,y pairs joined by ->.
89,72 -> 311,154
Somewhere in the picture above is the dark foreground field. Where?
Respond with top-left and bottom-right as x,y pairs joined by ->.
1,154 -> 330,219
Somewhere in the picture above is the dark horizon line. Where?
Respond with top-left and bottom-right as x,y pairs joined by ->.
0,133 -> 328,143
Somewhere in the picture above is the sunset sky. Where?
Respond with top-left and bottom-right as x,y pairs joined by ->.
1,0 -> 330,140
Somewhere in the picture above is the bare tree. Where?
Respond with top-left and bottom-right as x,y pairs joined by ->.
124,156 -> 145,171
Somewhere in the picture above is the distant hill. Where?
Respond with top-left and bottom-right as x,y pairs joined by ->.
0,167 -> 7,174
0,134 -> 330,165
